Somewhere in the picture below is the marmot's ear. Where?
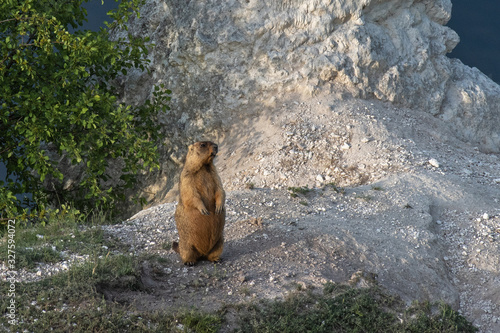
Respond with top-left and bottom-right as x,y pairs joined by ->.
188,144 -> 193,151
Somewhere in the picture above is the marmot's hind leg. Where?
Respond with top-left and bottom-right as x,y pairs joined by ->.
206,237 -> 224,263
179,242 -> 200,266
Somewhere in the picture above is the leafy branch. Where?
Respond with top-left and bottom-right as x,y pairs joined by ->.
0,0 -> 169,220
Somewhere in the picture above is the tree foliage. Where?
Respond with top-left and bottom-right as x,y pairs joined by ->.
0,0 -> 170,219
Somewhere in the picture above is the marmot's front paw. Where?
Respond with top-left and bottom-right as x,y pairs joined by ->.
200,208 -> 210,215
215,204 -> 224,214
184,261 -> 195,266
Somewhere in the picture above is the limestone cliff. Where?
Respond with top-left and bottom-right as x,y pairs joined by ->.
112,0 -> 500,206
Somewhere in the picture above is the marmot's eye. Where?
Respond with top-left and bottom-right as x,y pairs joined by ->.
200,143 -> 206,148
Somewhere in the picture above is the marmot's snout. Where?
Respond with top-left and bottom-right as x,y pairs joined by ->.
211,144 -> 218,156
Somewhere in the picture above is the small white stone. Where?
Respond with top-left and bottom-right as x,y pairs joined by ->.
482,213 -> 490,220
428,158 -> 440,168
340,143 -> 351,150
316,174 -> 324,182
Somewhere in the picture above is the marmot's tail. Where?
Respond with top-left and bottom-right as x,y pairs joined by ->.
172,241 -> 180,253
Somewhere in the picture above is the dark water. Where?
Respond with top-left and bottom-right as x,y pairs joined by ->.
447,0 -> 500,83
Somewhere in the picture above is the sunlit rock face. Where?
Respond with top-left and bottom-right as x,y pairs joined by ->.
112,0 -> 500,208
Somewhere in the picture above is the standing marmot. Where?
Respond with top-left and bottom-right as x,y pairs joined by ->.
173,141 -> 225,265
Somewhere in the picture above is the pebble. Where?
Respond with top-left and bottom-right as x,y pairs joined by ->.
340,143 -> 351,150
361,137 -> 372,143
428,158 -> 440,168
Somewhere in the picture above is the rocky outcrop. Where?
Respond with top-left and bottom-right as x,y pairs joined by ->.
112,0 -> 500,206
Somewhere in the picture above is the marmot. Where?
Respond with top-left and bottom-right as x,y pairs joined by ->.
173,141 -> 225,266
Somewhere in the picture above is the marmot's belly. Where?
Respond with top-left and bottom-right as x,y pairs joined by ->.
186,211 -> 223,255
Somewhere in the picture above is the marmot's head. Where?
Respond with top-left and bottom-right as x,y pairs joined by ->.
188,141 -> 218,165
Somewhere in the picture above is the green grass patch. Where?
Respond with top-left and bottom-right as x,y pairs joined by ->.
234,284 -> 477,333
288,186 -> 312,198
0,252 -> 221,332
15,246 -> 62,269
0,210 -> 124,271
404,301 -> 478,333
178,310 -> 222,333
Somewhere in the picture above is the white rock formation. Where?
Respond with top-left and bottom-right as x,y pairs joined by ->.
111,0 -> 500,208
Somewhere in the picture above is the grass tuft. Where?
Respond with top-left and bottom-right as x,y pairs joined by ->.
288,186 -> 312,198
234,284 -> 478,333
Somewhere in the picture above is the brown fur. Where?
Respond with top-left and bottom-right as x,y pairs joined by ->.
174,141 -> 225,266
